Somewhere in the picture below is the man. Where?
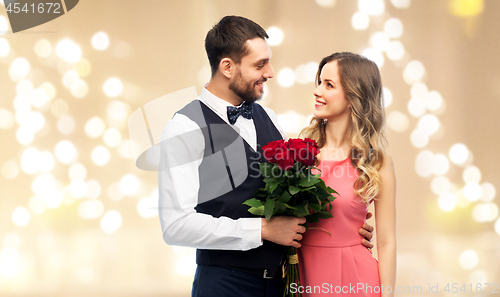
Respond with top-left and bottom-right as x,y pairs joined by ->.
158,16 -> 374,297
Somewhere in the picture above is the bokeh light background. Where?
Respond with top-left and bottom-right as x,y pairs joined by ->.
1,0 -> 500,296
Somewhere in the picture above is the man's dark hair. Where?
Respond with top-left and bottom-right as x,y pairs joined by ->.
205,16 -> 268,76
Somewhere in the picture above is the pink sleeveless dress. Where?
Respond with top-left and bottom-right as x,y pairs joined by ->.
298,158 -> 380,296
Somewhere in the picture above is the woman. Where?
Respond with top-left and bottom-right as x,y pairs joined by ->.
298,52 -> 396,297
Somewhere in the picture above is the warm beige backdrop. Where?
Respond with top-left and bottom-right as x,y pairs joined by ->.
1,0 -> 499,296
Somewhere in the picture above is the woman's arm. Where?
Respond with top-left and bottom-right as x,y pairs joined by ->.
374,155 -> 397,297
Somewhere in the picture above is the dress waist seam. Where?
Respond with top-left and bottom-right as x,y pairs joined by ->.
301,242 -> 363,248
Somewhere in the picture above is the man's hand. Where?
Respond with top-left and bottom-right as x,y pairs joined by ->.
359,212 -> 374,251
261,217 -> 306,248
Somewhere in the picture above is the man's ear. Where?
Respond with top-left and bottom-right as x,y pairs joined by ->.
219,58 -> 233,79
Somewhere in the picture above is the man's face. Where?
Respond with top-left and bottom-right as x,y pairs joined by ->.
229,38 -> 274,103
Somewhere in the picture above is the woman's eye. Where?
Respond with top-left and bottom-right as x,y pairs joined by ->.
327,83 -> 333,88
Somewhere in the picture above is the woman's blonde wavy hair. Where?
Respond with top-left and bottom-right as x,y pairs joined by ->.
299,52 -> 387,204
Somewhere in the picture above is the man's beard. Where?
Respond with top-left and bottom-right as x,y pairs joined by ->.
229,71 -> 264,103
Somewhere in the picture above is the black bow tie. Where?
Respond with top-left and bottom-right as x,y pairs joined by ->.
227,102 -> 253,125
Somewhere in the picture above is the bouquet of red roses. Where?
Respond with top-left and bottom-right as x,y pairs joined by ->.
243,138 -> 338,297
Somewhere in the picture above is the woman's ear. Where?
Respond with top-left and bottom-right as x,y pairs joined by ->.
219,58 -> 233,79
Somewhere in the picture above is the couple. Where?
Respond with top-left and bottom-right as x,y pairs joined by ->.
158,15 -> 396,297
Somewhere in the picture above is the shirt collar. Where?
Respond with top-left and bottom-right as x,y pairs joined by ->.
199,86 -> 245,121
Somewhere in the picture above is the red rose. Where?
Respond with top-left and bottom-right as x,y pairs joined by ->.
275,148 -> 294,170
262,140 -> 285,164
287,138 -> 307,163
302,138 -> 320,166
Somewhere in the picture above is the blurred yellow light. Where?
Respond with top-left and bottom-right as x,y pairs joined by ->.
31,173 -> 58,195
14,94 -> 31,114
103,77 -> 123,97
266,26 -> 284,46
390,0 -> 411,9
176,255 -> 197,277
432,154 -> 449,176
54,140 -> 78,164
56,39 -> 82,63
29,196 -> 46,214
495,218 -> 500,236
118,139 -> 136,159
91,145 -> 110,166
50,99 -> 69,117
383,88 -> 392,108
0,108 -> 15,129
0,16 -> 8,34
9,57 -> 31,81
41,188 -> 62,208
16,79 -> 34,96
403,60 -> 425,85
78,200 -> 104,219
12,207 -> 30,226
34,39 -> 52,58
384,18 -> 404,38
76,266 -> 95,283
472,203 -> 499,222
86,180 -> 102,199
74,59 -> 92,77
69,179 -> 88,199
424,91 -> 443,112
70,79 -> 89,98
459,249 -> 478,270
69,163 -> 87,180
468,270 -> 487,284
40,82 -> 56,101
431,176 -> 453,195
411,82 -> 428,98
120,174 -> 140,196
456,190 -> 470,208
30,87 -> 50,108
106,100 -> 130,127
21,147 -> 39,174
1,160 -> 19,179
3,234 -> 21,249
407,96 -> 426,117
277,68 -> 295,88
358,0 -> 385,16
108,183 -> 124,201
315,0 -> 336,8
197,66 -> 211,85
369,32 -> 390,52
463,166 -> 481,183
417,114 -> 440,136
85,117 -> 106,138
0,38 -> 10,57
0,247 -> 20,277
415,150 -> 434,177
100,210 -> 122,233
362,48 -> 384,68
38,151 -> 55,172
57,114 -> 75,135
438,192 -> 456,212
464,182 -> 482,201
103,128 -> 122,147
449,143 -> 469,165
387,111 -> 409,132
91,31 -> 110,51
16,126 -> 34,145
410,128 -> 428,148
62,70 -> 79,89
449,0 -> 484,17
294,65 -> 309,85
24,111 -> 45,133
480,183 -> 496,202
277,111 -> 305,135
386,41 -> 405,61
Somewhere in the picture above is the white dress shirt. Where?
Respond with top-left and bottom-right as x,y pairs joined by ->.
158,87 -> 287,251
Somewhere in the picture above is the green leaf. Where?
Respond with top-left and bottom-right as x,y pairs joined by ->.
279,191 -> 292,203
317,211 -> 333,219
289,186 -> 301,195
263,177 -> 274,184
327,187 -> 339,195
243,198 -> 263,208
260,163 -> 273,178
309,203 -> 322,212
264,199 -> 275,221
294,204 -> 309,217
248,206 -> 265,216
269,182 -> 279,194
298,176 -> 322,187
284,203 -> 297,210
274,201 -> 286,214
306,213 -> 320,223
299,186 -> 316,192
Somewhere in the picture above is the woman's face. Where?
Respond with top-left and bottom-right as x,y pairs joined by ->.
313,61 -> 351,121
